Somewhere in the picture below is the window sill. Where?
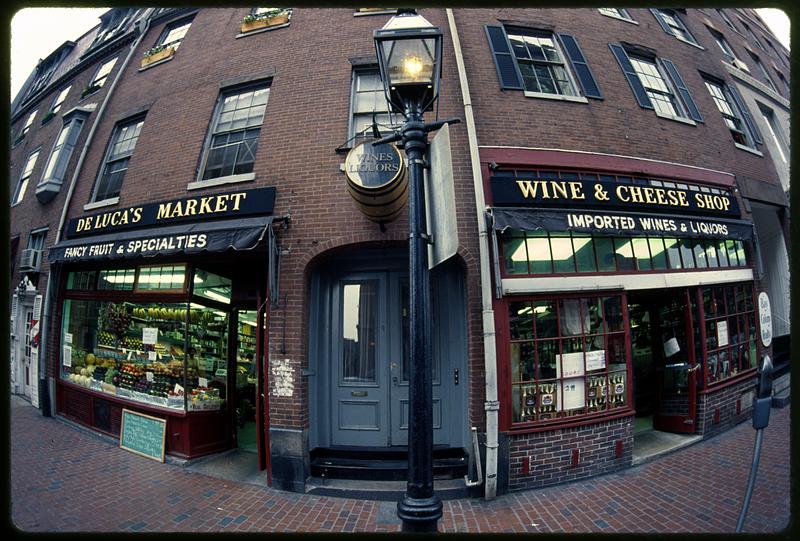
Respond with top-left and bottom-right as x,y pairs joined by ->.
187,172 -> 256,191
353,10 -> 397,16
599,13 -> 639,25
138,54 -> 174,71
84,197 -> 120,211
523,91 -> 588,104
734,142 -> 763,156
235,22 -> 290,38
654,111 -> 697,126
674,35 -> 705,50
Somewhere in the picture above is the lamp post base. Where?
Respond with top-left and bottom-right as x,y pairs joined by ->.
397,494 -> 443,533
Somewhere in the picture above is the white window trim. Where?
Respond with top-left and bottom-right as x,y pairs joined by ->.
734,142 -> 763,156
654,110 -> 697,126
598,10 -> 638,25
523,91 -> 588,104
187,172 -> 256,191
674,34 -> 705,50
83,197 -> 120,211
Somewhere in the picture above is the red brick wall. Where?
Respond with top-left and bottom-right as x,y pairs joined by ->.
696,376 -> 756,437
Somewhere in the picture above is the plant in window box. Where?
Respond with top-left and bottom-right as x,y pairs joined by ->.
140,44 -> 176,68
240,8 -> 291,33
41,111 -> 56,125
81,84 -> 101,99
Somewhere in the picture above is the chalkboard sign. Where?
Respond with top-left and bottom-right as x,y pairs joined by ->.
120,409 -> 167,462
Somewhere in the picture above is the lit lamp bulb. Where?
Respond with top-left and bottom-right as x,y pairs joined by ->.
401,55 -> 425,80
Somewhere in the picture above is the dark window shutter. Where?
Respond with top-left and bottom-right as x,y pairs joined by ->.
660,58 -> 703,122
650,8 -> 673,35
726,83 -> 763,144
485,25 -> 523,90
609,44 -> 653,109
557,33 -> 602,99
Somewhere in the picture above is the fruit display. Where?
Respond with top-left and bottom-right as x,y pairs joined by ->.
98,302 -> 132,340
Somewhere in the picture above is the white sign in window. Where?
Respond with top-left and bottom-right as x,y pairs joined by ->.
142,327 -> 158,345
716,320 -> 729,347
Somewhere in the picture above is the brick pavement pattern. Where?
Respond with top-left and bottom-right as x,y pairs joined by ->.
10,396 -> 791,533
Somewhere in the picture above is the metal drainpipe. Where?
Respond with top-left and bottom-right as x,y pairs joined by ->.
445,8 -> 499,500
39,9 -> 155,416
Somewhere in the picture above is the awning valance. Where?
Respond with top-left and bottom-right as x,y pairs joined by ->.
489,207 -> 754,241
48,216 -> 273,263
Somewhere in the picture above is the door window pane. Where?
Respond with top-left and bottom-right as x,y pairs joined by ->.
341,282 -> 377,383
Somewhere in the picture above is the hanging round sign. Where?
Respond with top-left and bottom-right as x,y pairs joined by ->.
344,140 -> 408,223
758,291 -> 772,347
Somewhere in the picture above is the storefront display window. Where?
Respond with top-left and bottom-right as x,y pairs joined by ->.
60,265 -> 231,412
702,283 -> 757,384
509,294 -> 629,425
501,230 -> 748,276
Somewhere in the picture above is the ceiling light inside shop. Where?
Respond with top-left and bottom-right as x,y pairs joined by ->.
100,274 -> 135,284
202,290 -> 231,304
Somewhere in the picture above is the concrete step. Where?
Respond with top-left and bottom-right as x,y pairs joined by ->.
305,476 -> 471,501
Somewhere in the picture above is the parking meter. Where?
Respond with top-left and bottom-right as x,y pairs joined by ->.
752,355 -> 773,430
736,354 -> 774,532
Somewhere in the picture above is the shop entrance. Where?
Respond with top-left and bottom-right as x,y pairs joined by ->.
628,289 -> 699,435
234,310 -> 259,453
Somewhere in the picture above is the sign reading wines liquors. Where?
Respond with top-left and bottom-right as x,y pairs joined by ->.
66,187 -> 276,238
344,141 -> 404,188
490,174 -> 739,217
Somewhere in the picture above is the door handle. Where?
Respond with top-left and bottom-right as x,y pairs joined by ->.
453,368 -> 459,385
687,364 -> 701,373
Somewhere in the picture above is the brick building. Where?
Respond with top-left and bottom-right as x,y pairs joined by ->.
9,7 -> 790,498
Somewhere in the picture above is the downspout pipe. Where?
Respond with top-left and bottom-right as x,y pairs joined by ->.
39,9 -> 155,416
445,9 -> 500,500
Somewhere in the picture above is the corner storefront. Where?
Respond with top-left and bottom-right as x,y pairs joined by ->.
47,187 -> 281,466
481,148 -> 768,492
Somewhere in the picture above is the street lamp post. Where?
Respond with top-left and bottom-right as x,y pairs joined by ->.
373,9 -> 444,533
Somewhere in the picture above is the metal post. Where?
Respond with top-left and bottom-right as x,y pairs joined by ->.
396,104 -> 443,533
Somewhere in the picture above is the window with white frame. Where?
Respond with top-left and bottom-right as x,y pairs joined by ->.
704,79 -> 756,148
156,17 -> 193,50
628,55 -> 684,119
39,116 -> 86,187
18,110 -> 38,139
200,84 -> 270,181
598,8 -> 635,22
11,149 -> 40,205
349,69 -> 392,142
652,9 -> 699,45
707,27 -> 748,71
90,57 -> 118,89
92,116 -> 146,202
50,86 -> 71,114
757,103 -> 789,163
507,29 -> 578,97
28,229 -> 47,252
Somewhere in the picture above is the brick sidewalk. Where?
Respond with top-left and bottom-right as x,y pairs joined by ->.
9,395 -> 792,533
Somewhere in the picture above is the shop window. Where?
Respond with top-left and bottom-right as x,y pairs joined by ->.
550,232 -> 576,273
648,237 -> 668,269
136,264 -> 187,292
349,68 -> 393,143
91,116 -> 146,202
703,76 -> 762,151
509,295 -> 629,425
11,149 -> 40,205
485,25 -> 602,100
597,8 -> 635,23
651,9 -> 699,46
98,268 -> 135,291
572,234 -> 597,272
199,84 -> 270,182
193,268 -> 232,305
66,270 -> 98,290
702,284 -> 757,384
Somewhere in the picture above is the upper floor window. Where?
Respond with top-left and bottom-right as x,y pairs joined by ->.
651,9 -> 699,46
84,57 -> 118,97
746,51 -> 778,93
50,86 -> 71,114
38,116 -> 86,190
349,69 -> 392,142
157,17 -> 193,50
28,228 -> 47,252
757,102 -> 789,163
19,109 -> 38,139
775,71 -> 790,97
716,9 -> 738,32
703,77 -> 762,150
92,116 -> 146,202
485,25 -> 602,100
199,84 -> 270,182
738,20 -> 766,51
597,8 -> 635,23
707,28 -> 748,71
610,44 -> 703,124
11,149 -> 40,206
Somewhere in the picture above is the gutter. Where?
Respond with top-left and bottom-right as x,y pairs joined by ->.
39,9 -> 155,416
445,8 -> 500,500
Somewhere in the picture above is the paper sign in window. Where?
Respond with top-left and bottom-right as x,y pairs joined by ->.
556,351 -> 585,378
585,350 -> 606,371
142,327 -> 158,345
716,320 -> 729,347
559,377 -> 586,411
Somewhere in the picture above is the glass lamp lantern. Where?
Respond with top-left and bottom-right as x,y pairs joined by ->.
374,10 -> 443,114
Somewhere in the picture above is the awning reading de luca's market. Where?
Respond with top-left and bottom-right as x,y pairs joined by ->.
48,216 -> 274,263
489,208 -> 754,240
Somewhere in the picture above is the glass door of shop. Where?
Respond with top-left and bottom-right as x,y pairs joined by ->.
234,310 -> 259,453
629,290 -> 698,433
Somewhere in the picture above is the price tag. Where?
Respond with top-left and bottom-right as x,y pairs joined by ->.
127,350 -> 134,360
148,351 -> 157,361
198,377 -> 208,388
174,383 -> 184,395
142,327 -> 158,345
64,332 -> 73,345
146,371 -> 154,382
